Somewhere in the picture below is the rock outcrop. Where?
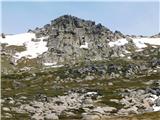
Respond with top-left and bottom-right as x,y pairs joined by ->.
32,15 -> 126,65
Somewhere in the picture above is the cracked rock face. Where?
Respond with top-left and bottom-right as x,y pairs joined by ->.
33,15 -> 126,65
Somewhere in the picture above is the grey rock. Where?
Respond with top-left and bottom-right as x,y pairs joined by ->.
102,106 -> 117,112
1,33 -> 5,38
2,107 -> 10,112
118,106 -> 138,115
155,97 -> 160,106
4,113 -> 12,118
82,113 -> 101,120
23,105 -> 36,113
108,82 -> 113,86
38,15 -> 126,65
31,113 -> 44,120
44,113 -> 59,120
84,75 -> 95,81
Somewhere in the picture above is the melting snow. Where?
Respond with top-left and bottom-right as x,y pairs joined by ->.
132,38 -> 160,48
109,37 -> 160,50
0,33 -> 48,60
80,42 -> 89,49
51,65 -> 64,68
86,92 -> 97,95
43,62 -> 57,66
149,95 -> 160,112
43,62 -> 64,68
108,39 -> 128,47
153,105 -> 160,112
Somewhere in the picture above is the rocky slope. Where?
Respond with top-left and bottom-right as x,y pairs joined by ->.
35,15 -> 126,65
1,15 -> 160,72
1,15 -> 160,120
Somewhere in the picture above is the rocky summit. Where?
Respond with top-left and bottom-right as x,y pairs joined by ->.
33,15 -> 126,65
1,15 -> 160,120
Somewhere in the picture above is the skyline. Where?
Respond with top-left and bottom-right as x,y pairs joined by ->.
1,1 -> 159,36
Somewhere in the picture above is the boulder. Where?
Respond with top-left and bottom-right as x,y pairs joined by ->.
155,97 -> 160,106
82,113 -> 101,120
31,113 -> 44,120
44,113 -> 59,120
1,33 -> 5,38
2,107 -> 10,112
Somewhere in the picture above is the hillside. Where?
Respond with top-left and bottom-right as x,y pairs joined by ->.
1,15 -> 160,120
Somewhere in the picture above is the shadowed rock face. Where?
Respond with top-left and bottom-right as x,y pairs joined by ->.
151,33 -> 160,38
32,15 -> 126,65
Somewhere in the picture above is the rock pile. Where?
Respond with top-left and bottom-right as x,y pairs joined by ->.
10,91 -> 103,120
118,87 -> 160,115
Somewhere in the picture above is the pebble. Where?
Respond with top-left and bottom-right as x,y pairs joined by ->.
2,107 -> 10,112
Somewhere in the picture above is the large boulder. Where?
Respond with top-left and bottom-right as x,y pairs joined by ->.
44,113 -> 59,120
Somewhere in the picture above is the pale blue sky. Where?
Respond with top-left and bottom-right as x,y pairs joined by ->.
1,1 -> 159,36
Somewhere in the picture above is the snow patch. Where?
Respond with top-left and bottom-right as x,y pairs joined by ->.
80,42 -> 89,49
50,65 -> 64,68
86,92 -> 97,95
0,33 -> 49,60
43,62 -> 57,66
149,95 -> 160,112
0,33 -> 35,46
43,62 -> 64,68
153,105 -> 160,112
108,38 -> 160,49
132,38 -> 160,48
109,39 -> 128,47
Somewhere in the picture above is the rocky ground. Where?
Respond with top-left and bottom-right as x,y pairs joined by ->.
1,81 -> 160,120
1,63 -> 160,119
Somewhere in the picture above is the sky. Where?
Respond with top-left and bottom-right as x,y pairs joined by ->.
1,1 -> 159,36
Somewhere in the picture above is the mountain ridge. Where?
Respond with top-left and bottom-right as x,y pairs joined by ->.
1,15 -> 160,120
0,15 -> 160,72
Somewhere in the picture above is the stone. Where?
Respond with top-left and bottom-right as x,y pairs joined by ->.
44,113 -> 59,120
155,97 -> 160,106
1,33 -> 5,38
24,105 -> 36,113
83,98 -> 93,104
110,99 -> 119,103
118,106 -> 139,115
143,98 -> 154,109
4,113 -> 12,118
9,100 -> 15,104
2,107 -> 10,112
102,106 -> 117,112
82,113 -> 101,120
84,75 -> 95,81
32,101 -> 44,108
60,111 -> 76,118
1,99 -> 5,103
92,107 -> 105,114
20,96 -> 27,100
108,82 -> 113,86
31,113 -> 44,120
